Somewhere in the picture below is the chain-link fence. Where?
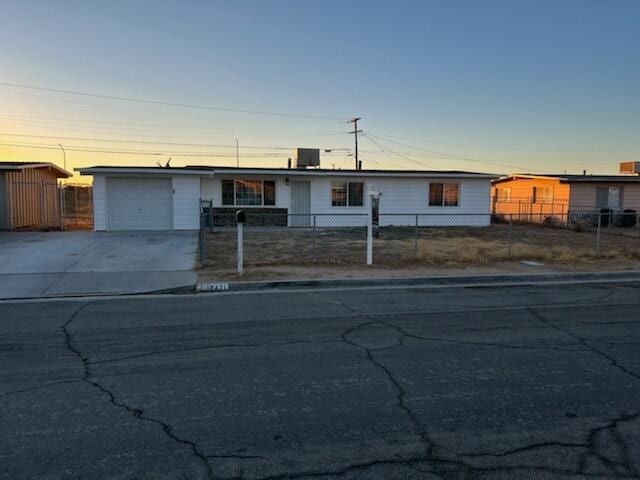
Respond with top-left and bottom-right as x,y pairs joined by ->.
62,184 -> 93,230
199,209 -> 640,274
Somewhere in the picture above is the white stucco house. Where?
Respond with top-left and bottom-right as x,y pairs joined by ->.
77,165 -> 497,231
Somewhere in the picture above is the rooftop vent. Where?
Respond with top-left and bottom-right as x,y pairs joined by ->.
620,161 -> 640,175
292,148 -> 320,169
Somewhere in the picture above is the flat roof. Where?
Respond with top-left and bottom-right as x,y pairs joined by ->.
76,165 -> 498,179
493,173 -> 640,184
0,161 -> 71,178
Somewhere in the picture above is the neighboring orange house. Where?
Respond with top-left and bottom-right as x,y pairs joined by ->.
491,170 -> 640,224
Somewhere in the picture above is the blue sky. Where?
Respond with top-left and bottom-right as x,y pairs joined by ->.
1,0 -> 639,178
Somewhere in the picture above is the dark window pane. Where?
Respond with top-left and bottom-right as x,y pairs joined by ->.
222,179 -> 234,205
348,182 -> 363,206
235,180 -> 263,205
595,187 -> 608,209
264,181 -> 276,206
332,181 -> 347,206
429,183 -> 443,206
444,183 -> 459,206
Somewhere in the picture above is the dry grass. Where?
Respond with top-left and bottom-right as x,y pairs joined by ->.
201,224 -> 640,276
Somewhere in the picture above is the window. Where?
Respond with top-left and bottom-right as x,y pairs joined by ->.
497,187 -> 511,202
222,180 -> 234,206
596,186 -> 623,209
348,182 -> 364,206
532,186 -> 553,203
264,181 -> 276,206
221,179 -> 276,206
429,183 -> 459,207
332,181 -> 364,207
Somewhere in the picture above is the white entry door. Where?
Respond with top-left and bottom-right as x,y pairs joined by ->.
107,178 -> 173,230
290,181 -> 311,227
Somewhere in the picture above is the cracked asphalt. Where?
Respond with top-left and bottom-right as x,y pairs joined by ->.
1,282 -> 640,479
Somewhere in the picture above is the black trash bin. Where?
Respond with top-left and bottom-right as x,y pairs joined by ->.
622,209 -> 637,228
600,208 -> 611,227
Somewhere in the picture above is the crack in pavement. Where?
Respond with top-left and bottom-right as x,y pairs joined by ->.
43,290 -> 640,480
271,292 -> 640,480
528,307 -> 640,384
0,378 -> 83,398
309,295 -> 477,479
87,339 -> 324,366
60,302 -> 215,480
458,440 -> 589,458
529,307 -> 640,479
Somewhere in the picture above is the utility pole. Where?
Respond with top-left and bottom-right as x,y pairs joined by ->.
235,139 -> 239,167
349,117 -> 362,170
58,144 -> 67,183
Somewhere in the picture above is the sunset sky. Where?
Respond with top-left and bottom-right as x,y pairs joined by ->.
1,0 -> 639,182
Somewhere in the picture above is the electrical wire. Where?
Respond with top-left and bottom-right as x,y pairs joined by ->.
368,131 -> 640,152
0,132 -> 352,151
363,134 -> 441,170
0,140 -> 351,158
365,133 -> 541,172
0,81 -> 348,121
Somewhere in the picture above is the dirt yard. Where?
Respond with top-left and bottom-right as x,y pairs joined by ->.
199,224 -> 640,281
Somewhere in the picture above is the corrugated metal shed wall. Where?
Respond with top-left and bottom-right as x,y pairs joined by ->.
5,167 -> 61,230
0,173 -> 7,229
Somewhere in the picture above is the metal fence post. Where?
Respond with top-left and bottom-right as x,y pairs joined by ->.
208,202 -> 214,233
237,222 -> 244,274
508,214 -> 513,256
414,214 -> 419,258
74,187 -> 79,226
199,213 -> 206,266
596,212 -> 602,256
312,214 -> 317,261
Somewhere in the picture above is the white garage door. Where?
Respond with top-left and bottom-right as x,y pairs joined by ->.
107,178 -> 173,230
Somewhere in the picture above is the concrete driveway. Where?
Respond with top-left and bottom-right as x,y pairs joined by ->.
0,231 -> 198,298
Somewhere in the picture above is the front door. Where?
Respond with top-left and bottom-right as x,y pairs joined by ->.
290,181 -> 311,226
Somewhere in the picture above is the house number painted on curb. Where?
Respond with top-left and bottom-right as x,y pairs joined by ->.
198,283 -> 230,292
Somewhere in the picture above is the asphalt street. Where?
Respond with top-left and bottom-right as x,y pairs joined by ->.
1,282 -> 640,479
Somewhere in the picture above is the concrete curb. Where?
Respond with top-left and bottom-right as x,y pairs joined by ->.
197,270 -> 640,293
0,283 -> 197,301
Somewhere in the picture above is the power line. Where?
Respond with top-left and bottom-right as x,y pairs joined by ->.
0,132 -> 352,151
363,135 -> 440,170
0,119 -> 349,140
0,140 -> 351,158
0,88 -> 347,124
0,80 -> 347,120
0,112 -> 348,134
365,133 -> 537,171
368,131 -> 640,152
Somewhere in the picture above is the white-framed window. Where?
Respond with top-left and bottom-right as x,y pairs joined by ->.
429,182 -> 459,207
497,187 -> 511,202
331,181 -> 364,207
221,179 -> 276,206
532,186 -> 553,203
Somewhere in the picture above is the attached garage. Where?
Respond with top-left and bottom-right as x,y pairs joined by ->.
79,169 -> 203,231
107,178 -> 173,230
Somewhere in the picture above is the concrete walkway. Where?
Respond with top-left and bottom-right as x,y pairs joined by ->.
0,231 -> 197,298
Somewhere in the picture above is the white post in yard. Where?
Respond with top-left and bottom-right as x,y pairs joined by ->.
367,203 -> 373,265
366,187 -> 381,266
236,210 -> 246,274
237,222 -> 244,274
